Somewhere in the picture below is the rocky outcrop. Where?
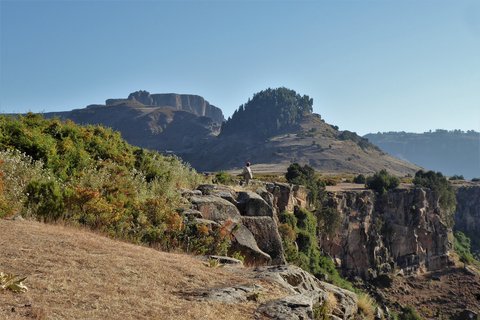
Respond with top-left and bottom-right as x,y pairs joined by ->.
266,183 -> 309,213
321,188 -> 451,279
255,265 -> 358,319
237,191 -> 274,217
454,185 -> 480,255
123,90 -> 225,123
190,195 -> 241,223
185,184 -> 286,266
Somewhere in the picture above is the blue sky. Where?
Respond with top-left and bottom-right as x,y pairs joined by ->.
1,0 -> 479,135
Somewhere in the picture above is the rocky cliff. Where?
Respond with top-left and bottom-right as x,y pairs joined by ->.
184,182 -> 453,280
454,185 -> 480,256
321,188 -> 451,279
44,91 -> 224,153
106,90 -> 224,124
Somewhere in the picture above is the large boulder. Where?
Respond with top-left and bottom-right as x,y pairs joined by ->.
241,216 -> 286,265
190,195 -> 241,223
237,191 -> 274,217
231,224 -> 272,265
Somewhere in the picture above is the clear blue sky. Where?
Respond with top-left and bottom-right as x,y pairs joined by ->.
1,0 -> 479,135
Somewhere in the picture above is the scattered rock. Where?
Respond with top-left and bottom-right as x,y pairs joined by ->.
183,209 -> 203,218
255,265 -> 358,319
256,294 -> 313,320
196,285 -> 263,304
208,255 -> 243,266
455,309 -> 478,320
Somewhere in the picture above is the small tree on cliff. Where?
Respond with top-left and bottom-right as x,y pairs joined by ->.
366,169 -> 400,195
285,163 -> 325,207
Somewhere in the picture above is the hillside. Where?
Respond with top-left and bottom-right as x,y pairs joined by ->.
39,88 -> 419,175
365,130 -> 480,179
0,219 -> 280,320
182,88 -> 419,175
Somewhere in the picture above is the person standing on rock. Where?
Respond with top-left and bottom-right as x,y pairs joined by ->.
242,162 -> 253,186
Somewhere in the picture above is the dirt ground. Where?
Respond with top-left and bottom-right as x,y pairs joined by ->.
0,219 -> 283,320
376,267 -> 480,319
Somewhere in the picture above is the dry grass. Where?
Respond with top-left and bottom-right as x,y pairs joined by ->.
0,220 -> 285,320
356,293 -> 375,320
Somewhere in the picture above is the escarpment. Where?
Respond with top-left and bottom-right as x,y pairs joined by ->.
184,182 -> 454,279
321,188 -> 452,279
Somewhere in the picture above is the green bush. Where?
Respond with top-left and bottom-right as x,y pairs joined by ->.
25,180 -> 65,222
353,174 -> 366,184
366,169 -> 400,195
285,163 -> 325,207
317,207 -> 341,236
278,208 -> 352,290
454,231 -> 480,266
214,171 -> 235,185
398,306 -> 423,320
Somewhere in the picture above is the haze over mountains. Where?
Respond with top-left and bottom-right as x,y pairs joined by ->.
43,88 -> 419,176
365,131 -> 480,179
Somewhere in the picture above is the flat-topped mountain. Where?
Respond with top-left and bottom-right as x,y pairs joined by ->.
365,130 -> 480,179
42,88 -> 419,175
44,91 -> 224,152
106,90 -> 224,123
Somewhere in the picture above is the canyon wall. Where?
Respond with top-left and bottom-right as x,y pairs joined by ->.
319,188 -> 451,279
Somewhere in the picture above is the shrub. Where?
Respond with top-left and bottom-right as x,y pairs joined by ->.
454,231 -> 480,266
398,306 -> 423,320
357,293 -> 376,319
214,171 -> 235,185
449,175 -> 464,180
353,174 -> 366,184
317,206 -> 341,236
0,115 -> 227,256
366,170 -> 400,195
279,207 -> 352,290
285,163 -> 325,207
25,180 -> 65,222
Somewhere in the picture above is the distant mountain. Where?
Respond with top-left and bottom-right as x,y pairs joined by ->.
44,91 -> 224,153
181,88 -> 419,175
39,88 -> 419,175
364,130 -> 480,179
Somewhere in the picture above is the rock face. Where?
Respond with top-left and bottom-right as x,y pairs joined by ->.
454,185 -> 480,255
266,183 -> 309,213
123,90 -> 225,123
321,188 -> 451,278
185,182 -> 455,280
185,184 -> 285,266
190,195 -> 241,223
241,216 -> 286,265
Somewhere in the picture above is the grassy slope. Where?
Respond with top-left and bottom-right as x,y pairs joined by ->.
0,220 -> 283,320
